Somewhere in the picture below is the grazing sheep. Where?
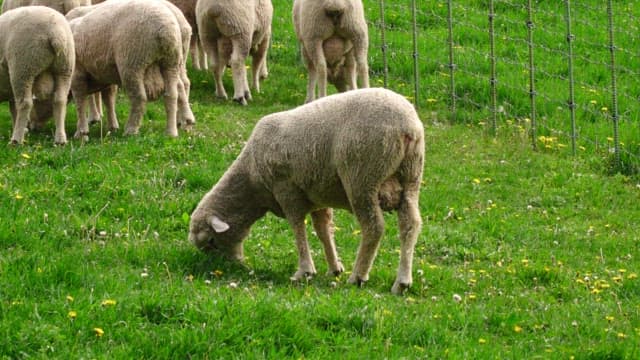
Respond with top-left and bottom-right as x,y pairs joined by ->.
189,88 -> 424,294
67,0 -> 192,138
1,0 -> 91,14
0,6 -> 75,144
292,0 -> 369,103
196,0 -> 273,105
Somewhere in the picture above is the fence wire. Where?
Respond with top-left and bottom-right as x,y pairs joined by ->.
366,0 -> 640,174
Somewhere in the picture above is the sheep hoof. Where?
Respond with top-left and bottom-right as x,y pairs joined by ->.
290,270 -> 316,282
327,262 -> 345,277
215,93 -> 228,100
244,91 -> 252,101
347,274 -> 367,287
73,131 -> 89,139
233,97 -> 248,106
89,117 -> 101,126
54,136 -> 67,146
391,281 -> 411,295
124,128 -> 139,136
8,139 -> 21,146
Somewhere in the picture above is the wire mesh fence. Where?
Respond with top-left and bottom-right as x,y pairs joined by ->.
366,0 -> 640,174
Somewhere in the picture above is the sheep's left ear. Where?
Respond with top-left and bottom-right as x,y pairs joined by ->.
208,215 -> 230,233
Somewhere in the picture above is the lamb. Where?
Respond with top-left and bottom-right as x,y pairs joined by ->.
292,0 -> 369,103
0,6 -> 75,145
67,0 -> 194,138
1,0 -> 91,14
196,0 -> 272,105
189,88 -> 424,294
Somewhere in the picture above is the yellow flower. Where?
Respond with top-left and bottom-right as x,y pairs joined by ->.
66,295 -> 74,302
627,273 -> 638,280
472,178 -> 481,184
426,98 -> 438,103
68,311 -> 77,320
606,315 -> 615,322
514,325 -> 523,333
478,338 -> 487,344
101,299 -> 117,307
617,332 -> 626,339
213,270 -> 223,277
21,153 -> 31,159
93,328 -> 105,337
15,194 -> 23,200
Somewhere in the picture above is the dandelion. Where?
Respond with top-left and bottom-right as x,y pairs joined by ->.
521,259 -> 530,266
452,293 -> 462,302
21,153 -> 31,159
229,281 -> 238,289
213,269 -> 223,277
68,311 -> 77,320
472,178 -> 481,184
627,273 -> 638,280
589,100 -> 597,105
15,194 -> 23,200
617,332 -> 626,339
93,328 -> 105,337
101,299 -> 117,307
601,107 -> 608,112
514,325 -> 523,333
66,295 -> 74,302
185,274 -> 194,282
478,338 -> 487,344
606,315 -> 615,322
426,98 -> 438,103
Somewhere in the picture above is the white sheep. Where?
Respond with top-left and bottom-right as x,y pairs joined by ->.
0,6 -> 75,145
1,0 -> 91,14
196,0 -> 272,105
67,0 -> 193,138
292,0 -> 369,103
189,88 -> 424,294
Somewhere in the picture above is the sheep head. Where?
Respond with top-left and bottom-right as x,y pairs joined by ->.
188,213 -> 247,261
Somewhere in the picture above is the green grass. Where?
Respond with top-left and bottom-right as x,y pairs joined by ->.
1,0 -> 640,358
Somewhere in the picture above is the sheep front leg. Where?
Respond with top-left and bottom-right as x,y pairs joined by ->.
88,93 -> 102,125
311,208 -> 344,276
348,193 -> 385,286
289,216 -> 317,281
308,39 -> 328,99
392,189 -> 422,295
251,35 -> 270,93
9,82 -> 34,145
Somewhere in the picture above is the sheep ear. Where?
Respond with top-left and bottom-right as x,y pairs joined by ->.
208,215 -> 230,233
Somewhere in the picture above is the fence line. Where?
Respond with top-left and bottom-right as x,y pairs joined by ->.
369,0 -> 640,173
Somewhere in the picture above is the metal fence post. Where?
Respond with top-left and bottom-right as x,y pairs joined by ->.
607,0 -> 621,170
379,0 -> 388,88
488,0 -> 498,135
526,0 -> 537,150
447,0 -> 456,121
564,0 -> 577,155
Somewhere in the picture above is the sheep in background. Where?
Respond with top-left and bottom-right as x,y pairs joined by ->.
167,0 -> 207,70
189,88 -> 424,294
293,0 -> 369,103
1,0 -> 91,14
196,0 -> 272,105
0,6 -> 74,145
67,0 -> 193,138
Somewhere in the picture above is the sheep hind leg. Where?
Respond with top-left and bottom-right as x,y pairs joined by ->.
122,73 -> 147,136
229,37 -> 251,105
391,188 -> 422,295
347,192 -> 385,287
9,82 -> 34,145
161,67 -> 180,137
51,75 -> 71,145
311,208 -> 344,276
102,85 -> 119,131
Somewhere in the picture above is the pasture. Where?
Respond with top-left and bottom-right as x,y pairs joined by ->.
1,0 -> 639,358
